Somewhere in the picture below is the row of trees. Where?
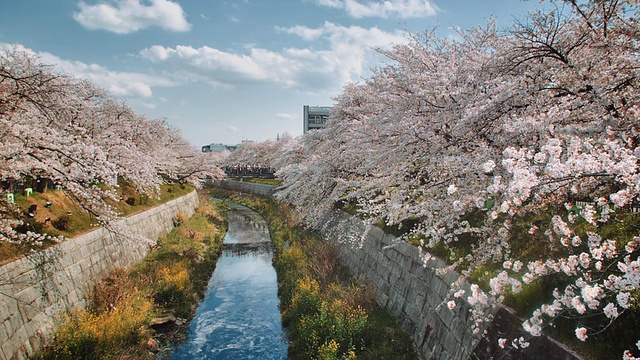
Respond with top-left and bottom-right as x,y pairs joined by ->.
0,48 -> 221,247
226,0 -> 640,358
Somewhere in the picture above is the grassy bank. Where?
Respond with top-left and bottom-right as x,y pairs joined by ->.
33,193 -> 227,359
209,187 -> 418,360
3,182 -> 195,263
227,177 -> 282,186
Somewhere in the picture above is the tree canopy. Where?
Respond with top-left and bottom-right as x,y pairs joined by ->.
0,48 -> 221,247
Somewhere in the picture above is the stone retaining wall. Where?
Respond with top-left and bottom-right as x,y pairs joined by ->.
215,179 -> 277,197
320,211 -> 486,360
0,190 -> 199,360
320,211 -> 581,360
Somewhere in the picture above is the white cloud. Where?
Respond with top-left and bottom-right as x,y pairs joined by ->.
141,45 -> 274,85
275,113 -> 296,121
132,99 -> 158,109
73,0 -> 191,34
140,22 -> 407,92
315,0 -> 438,18
227,125 -> 241,132
2,43 -> 176,98
283,26 -> 325,41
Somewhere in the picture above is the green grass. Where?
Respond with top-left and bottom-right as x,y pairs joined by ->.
227,177 -> 282,186
1,182 -> 195,263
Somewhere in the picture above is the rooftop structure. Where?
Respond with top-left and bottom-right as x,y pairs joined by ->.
303,105 -> 332,134
201,143 -> 238,152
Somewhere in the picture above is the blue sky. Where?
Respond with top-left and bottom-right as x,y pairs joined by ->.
0,0 -> 548,147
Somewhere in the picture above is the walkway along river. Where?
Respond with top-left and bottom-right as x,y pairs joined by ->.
170,202 -> 288,359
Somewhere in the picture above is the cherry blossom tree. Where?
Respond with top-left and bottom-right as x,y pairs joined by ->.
0,48 -> 220,247
272,0 -> 640,357
219,134 -> 297,168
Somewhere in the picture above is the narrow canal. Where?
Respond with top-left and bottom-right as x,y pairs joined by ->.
170,203 -> 288,359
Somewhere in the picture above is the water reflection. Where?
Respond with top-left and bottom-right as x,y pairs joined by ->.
224,203 -> 270,244
171,203 -> 287,360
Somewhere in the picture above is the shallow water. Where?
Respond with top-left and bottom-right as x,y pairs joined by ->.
170,203 -> 287,359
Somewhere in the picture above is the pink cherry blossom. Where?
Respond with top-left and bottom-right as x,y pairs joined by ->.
575,327 -> 588,342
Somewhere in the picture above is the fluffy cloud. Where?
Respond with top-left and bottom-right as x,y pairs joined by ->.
140,22 -> 407,92
73,0 -> 191,34
315,0 -> 438,18
2,43 -> 176,98
276,113 -> 297,121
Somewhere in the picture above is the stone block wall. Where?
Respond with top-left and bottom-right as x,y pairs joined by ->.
320,211 -> 488,360
0,190 -> 199,360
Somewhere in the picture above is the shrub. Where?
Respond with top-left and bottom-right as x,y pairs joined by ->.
196,199 -> 225,225
52,215 -> 72,231
275,243 -> 309,309
317,339 -> 357,360
295,299 -> 367,359
284,277 -> 322,327
152,262 -> 192,317
173,212 -> 187,227
284,277 -> 369,359
308,241 -> 345,288
89,268 -> 132,314
40,291 -> 154,359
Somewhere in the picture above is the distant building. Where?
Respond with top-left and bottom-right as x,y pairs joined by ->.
201,143 -> 237,152
202,139 -> 256,152
303,105 -> 332,134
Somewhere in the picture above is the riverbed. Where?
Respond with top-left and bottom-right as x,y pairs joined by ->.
170,203 -> 287,359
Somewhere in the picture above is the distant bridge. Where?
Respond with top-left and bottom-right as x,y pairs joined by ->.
222,165 -> 275,179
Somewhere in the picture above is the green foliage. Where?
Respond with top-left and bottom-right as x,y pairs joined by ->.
283,276 -> 322,328
246,178 -> 282,186
359,308 -> 418,360
295,298 -> 368,358
276,243 -> 310,311
282,277 -> 369,359
151,263 -> 192,317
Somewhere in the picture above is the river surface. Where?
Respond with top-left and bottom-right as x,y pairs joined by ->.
170,203 -> 288,359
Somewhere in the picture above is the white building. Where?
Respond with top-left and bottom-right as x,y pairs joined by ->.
303,105 -> 332,134
201,143 -> 237,152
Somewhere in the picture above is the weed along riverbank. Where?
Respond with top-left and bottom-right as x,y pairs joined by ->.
33,194 -> 227,359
